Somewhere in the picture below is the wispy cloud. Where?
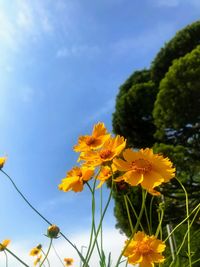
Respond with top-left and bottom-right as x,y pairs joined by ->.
0,0 -> 79,52
152,0 -> 200,8
39,194 -> 76,212
152,0 -> 181,7
56,44 -> 100,59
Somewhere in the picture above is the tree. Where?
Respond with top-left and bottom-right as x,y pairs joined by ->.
112,20 -> 200,266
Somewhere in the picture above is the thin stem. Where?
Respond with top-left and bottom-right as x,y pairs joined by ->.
40,239 -> 52,267
41,249 -> 50,267
3,247 -> 29,267
144,202 -> 151,235
149,196 -> 154,235
0,170 -> 87,266
126,195 -> 144,232
175,178 -> 191,267
85,181 -> 102,264
115,189 -> 147,267
52,244 -> 65,267
124,195 -> 134,234
155,204 -> 164,238
4,251 -> 8,267
100,186 -> 103,256
172,202 -> 200,264
83,187 -> 113,267
164,203 -> 200,242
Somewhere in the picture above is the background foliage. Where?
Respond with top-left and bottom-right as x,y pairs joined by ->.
112,20 -> 200,266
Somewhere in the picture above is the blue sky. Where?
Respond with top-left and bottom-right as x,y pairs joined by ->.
0,0 -> 200,266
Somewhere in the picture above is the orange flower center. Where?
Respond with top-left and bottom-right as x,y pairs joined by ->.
136,242 -> 152,255
100,149 -> 112,160
76,170 -> 82,177
132,158 -> 152,173
86,136 -> 96,146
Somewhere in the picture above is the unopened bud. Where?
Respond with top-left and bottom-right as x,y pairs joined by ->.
47,224 -> 60,239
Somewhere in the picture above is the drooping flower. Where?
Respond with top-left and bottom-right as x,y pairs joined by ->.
58,166 -> 94,192
29,244 -> 42,256
96,166 -> 112,188
0,239 -> 10,251
73,122 -> 110,152
34,254 -> 42,266
0,157 -> 7,169
123,231 -> 165,267
113,148 -> 175,195
79,135 -> 126,167
64,257 -> 74,266
96,164 -> 117,188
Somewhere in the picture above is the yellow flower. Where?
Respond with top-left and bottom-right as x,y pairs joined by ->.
96,165 -> 117,188
0,239 -> 10,251
64,258 -> 74,266
29,244 -> 42,256
34,254 -> 42,266
0,157 -> 7,169
79,135 -> 126,167
58,166 -> 94,192
123,231 -> 165,267
113,148 -> 175,195
73,122 -> 110,152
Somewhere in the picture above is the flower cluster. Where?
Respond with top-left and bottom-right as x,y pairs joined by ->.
58,122 -> 175,195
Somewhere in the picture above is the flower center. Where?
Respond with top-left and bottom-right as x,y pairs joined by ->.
76,170 -> 82,177
136,242 -> 152,255
100,149 -> 112,160
86,136 -> 96,146
131,158 -> 152,173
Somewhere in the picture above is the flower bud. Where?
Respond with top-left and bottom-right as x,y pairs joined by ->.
47,224 -> 60,239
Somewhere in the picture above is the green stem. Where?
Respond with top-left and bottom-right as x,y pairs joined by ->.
3,247 -> 29,267
85,181 -> 102,264
41,249 -> 50,267
40,239 -> 52,267
175,178 -> 191,267
4,251 -> 8,267
126,195 -> 144,232
52,244 -> 65,267
164,203 -> 200,242
149,196 -> 154,235
0,170 -> 87,266
155,204 -> 164,238
172,202 -> 200,265
115,188 -> 147,267
100,186 -> 103,257
144,202 -> 151,235
83,186 -> 113,267
124,195 -> 134,234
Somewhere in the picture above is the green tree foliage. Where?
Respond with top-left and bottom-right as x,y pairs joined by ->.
113,70 -> 157,148
153,45 -> 200,147
151,20 -> 200,84
112,20 -> 200,266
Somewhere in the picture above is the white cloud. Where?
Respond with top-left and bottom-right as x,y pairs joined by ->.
56,44 -> 100,59
152,0 -> 200,7
0,0 -> 55,52
153,0 -> 181,7
0,227 -> 133,267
